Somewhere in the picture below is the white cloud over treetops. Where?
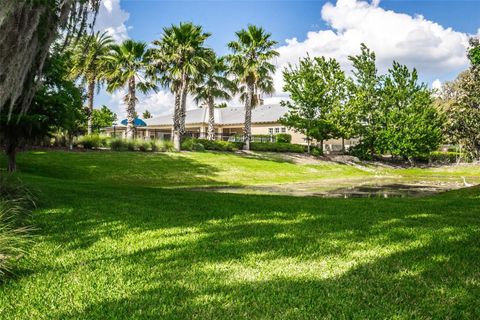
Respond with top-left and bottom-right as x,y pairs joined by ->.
273,0 -> 471,94
95,0 -> 130,42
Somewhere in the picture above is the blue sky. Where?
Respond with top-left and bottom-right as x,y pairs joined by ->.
95,0 -> 480,118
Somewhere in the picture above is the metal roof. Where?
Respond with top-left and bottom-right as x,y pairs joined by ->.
145,104 -> 287,127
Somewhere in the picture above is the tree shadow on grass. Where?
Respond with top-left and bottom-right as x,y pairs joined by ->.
14,151 -> 225,188
2,185 -> 477,318
47,219 -> 480,319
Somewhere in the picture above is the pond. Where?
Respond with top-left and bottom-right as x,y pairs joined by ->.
192,176 -> 475,198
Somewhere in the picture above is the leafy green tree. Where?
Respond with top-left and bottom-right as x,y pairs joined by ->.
92,106 -> 117,132
281,56 -> 347,153
348,44 -> 383,158
142,110 -> 152,119
380,62 -> 443,162
468,37 -> 480,67
151,22 -> 213,150
227,25 -> 278,150
1,50 -> 85,172
438,69 -> 480,160
70,31 -> 114,134
103,40 -> 157,139
193,56 -> 236,140
331,78 -> 357,152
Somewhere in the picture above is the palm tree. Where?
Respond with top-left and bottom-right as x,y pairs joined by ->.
193,56 -> 236,140
150,22 -> 213,151
227,25 -> 279,150
103,40 -> 157,139
70,31 -> 114,134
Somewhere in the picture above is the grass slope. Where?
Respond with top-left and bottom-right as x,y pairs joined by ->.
0,151 -> 479,319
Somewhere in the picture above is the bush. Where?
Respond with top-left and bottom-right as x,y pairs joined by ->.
99,135 -> 110,147
163,140 -> 175,152
109,138 -> 127,151
77,135 -> 102,149
0,203 -> 32,278
150,140 -> 164,152
428,151 -> 463,163
250,142 -> 305,153
136,139 -> 150,152
251,135 -> 273,143
181,139 -> 205,151
275,134 -> 292,143
311,147 -> 323,157
126,140 -> 136,151
349,143 -> 374,160
0,175 -> 36,214
195,139 -> 243,151
0,177 -> 34,279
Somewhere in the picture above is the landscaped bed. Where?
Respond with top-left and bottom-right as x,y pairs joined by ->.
0,151 -> 479,319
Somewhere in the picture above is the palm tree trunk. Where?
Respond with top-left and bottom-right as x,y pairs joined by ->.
126,76 -> 136,139
207,97 -> 215,140
173,91 -> 182,151
243,83 -> 254,151
87,80 -> 95,135
179,76 -> 189,136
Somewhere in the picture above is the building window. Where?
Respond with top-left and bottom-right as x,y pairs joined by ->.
269,128 -> 273,134
281,127 -> 286,133
275,128 -> 280,133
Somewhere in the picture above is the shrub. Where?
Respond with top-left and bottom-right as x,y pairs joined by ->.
250,142 -> 305,153
275,133 -> 292,143
181,138 -> 205,151
99,135 -> 110,147
150,140 -> 164,152
428,151 -> 463,163
163,140 -> 175,152
126,140 -> 136,151
311,147 -> 323,157
195,139 -> 242,151
349,143 -> 374,160
0,177 -> 34,279
109,138 -> 126,151
77,135 -> 102,149
251,135 -> 273,143
136,139 -> 150,152
0,175 -> 36,212
51,134 -> 68,148
180,139 -> 193,151
0,205 -> 31,278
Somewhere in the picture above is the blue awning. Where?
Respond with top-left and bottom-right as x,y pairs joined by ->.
120,118 -> 147,127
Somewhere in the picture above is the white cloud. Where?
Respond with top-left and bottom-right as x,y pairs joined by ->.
136,91 -> 175,118
95,0 -> 130,43
273,0 -> 470,95
432,79 -> 442,90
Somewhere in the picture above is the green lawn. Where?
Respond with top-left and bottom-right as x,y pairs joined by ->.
1,151 -> 479,319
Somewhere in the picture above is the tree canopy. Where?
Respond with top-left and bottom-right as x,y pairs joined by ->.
281,56 -> 348,153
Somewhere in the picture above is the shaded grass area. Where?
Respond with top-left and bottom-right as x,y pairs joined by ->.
0,151 -> 479,319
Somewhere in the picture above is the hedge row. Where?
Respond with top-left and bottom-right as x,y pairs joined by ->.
77,135 -> 174,152
250,142 -> 305,153
181,139 -> 243,151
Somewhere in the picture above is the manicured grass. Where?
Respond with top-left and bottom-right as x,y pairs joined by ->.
0,151 -> 479,319
11,151 -> 373,187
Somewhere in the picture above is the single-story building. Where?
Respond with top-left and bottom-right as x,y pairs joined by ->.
104,104 -> 356,152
